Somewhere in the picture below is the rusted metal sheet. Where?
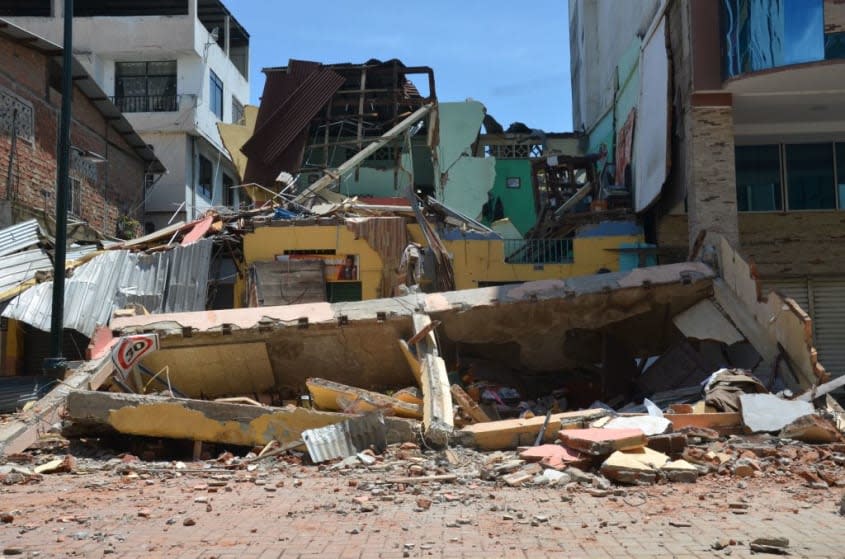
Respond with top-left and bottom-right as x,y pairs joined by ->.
242,61 -> 344,185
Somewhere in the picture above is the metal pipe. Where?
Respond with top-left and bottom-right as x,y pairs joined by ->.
46,0 -> 73,374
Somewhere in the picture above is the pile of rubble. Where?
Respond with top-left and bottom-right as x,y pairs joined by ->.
2,370 -> 843,500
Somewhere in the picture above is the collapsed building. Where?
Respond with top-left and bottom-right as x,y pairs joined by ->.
0,56 -> 842,491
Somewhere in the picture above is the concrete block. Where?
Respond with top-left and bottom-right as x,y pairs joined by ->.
558,428 -> 647,456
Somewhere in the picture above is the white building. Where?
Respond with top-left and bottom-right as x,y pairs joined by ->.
4,0 -> 250,231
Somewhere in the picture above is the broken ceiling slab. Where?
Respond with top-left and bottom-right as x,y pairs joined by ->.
106,262 -> 716,398
64,390 -> 416,448
599,447 -> 670,484
739,394 -> 814,433
558,428 -> 647,456
779,414 -> 844,444
673,299 -> 744,345
139,342 -> 276,399
663,411 -> 743,435
306,377 -> 422,419
455,409 -> 607,451
661,459 -> 700,483
715,237 -> 826,388
0,355 -> 115,457
519,444 -> 590,470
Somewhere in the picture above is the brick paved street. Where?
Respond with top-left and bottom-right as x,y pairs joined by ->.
1,459 -> 843,559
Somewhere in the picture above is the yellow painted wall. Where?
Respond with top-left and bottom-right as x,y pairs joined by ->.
445,235 -> 641,290
1,319 -> 23,376
240,224 -> 643,305
243,224 -> 388,301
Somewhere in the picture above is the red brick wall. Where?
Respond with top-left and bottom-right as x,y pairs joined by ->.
0,34 -> 145,237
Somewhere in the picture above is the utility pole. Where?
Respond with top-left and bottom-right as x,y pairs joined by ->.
45,0 -> 74,376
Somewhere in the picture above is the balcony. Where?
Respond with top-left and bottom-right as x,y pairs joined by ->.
111,95 -> 180,113
503,238 -> 573,265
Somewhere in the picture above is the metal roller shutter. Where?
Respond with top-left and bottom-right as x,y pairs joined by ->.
761,278 -> 810,313
811,279 -> 845,379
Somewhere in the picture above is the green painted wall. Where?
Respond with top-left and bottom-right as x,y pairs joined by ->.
436,101 -> 496,219
485,159 -> 536,236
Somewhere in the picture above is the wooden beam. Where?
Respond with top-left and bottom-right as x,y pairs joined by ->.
397,340 -> 422,385
407,320 -> 441,347
0,354 -> 115,457
65,390 -> 417,447
411,313 -> 453,444
450,384 -> 491,424
292,104 -> 434,204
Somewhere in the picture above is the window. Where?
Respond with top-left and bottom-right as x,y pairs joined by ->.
232,97 -> 244,125
114,61 -> 177,113
786,143 -> 835,210
722,0 -> 826,78
209,71 -> 223,120
74,0 -> 188,16
69,178 -> 81,217
736,145 -> 782,211
837,144 -> 845,208
737,142 -> 845,212
506,177 -> 521,189
222,174 -> 234,206
0,0 -> 51,15
0,87 -> 34,143
198,156 -> 213,200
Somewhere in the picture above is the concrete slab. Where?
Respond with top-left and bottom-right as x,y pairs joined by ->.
739,394 -> 814,433
558,428 -> 647,456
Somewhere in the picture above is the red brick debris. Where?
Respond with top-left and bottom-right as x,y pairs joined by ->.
0,430 -> 843,558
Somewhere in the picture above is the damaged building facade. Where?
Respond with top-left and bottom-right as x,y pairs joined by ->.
0,19 -> 164,236
3,0 -> 251,231
569,0 -> 845,378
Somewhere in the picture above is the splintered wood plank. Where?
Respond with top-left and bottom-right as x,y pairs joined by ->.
450,384 -> 491,423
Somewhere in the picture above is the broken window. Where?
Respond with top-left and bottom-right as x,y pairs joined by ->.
69,177 -> 82,217
209,70 -> 224,120
786,143 -> 835,210
232,97 -> 244,125
735,145 -> 781,211
222,173 -> 234,207
722,0 -> 825,77
114,61 -> 177,113
198,156 -> 213,200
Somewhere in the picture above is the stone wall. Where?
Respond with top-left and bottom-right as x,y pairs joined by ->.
685,105 -> 739,249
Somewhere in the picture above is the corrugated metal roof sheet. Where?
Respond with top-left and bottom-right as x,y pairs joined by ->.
66,244 -> 100,262
165,239 -> 213,313
1,240 -> 213,337
242,61 -> 344,186
302,412 -> 387,463
0,220 -> 42,258
0,248 -> 52,300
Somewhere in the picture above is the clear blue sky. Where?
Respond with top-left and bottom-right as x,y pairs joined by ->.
224,0 -> 573,132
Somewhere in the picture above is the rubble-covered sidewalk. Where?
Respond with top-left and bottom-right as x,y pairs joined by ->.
0,434 -> 843,558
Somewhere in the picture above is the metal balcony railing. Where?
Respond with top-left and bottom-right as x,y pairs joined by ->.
111,95 -> 179,113
503,238 -> 574,265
